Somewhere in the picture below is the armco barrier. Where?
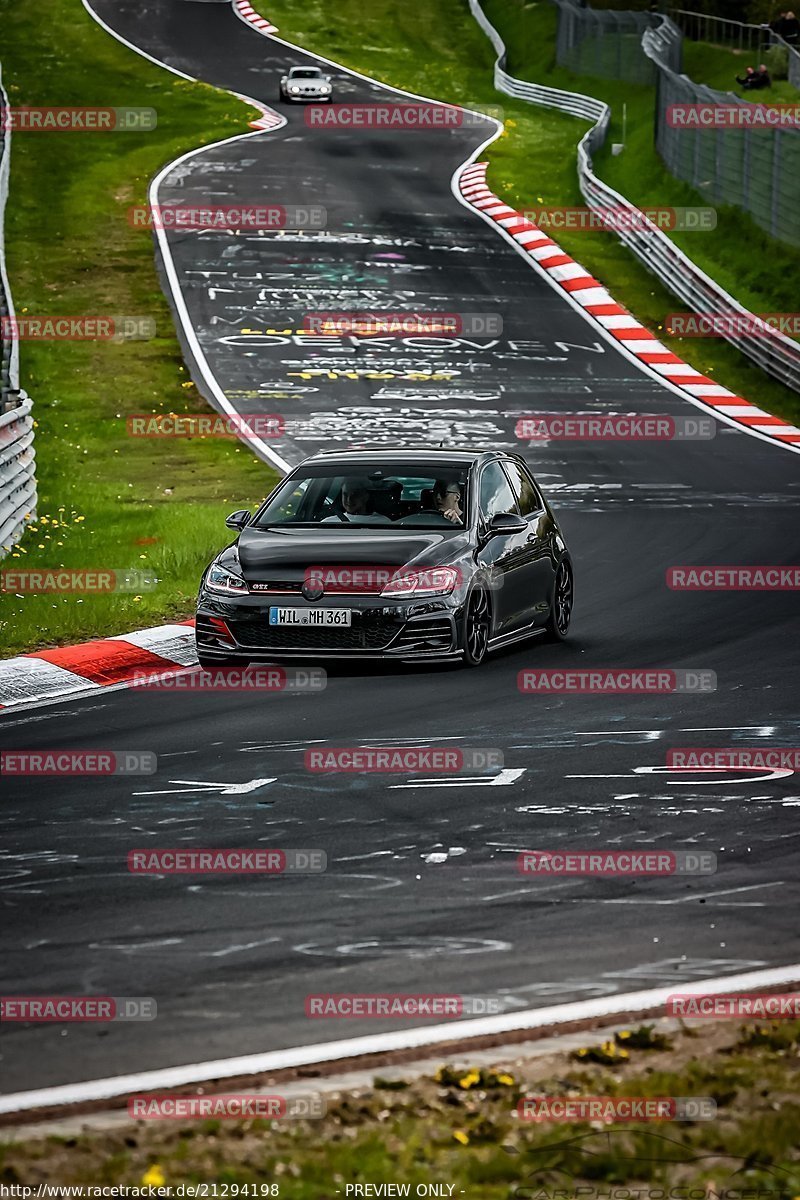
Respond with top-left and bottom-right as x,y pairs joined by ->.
0,396 -> 36,553
467,0 -> 800,396
0,61 -> 37,555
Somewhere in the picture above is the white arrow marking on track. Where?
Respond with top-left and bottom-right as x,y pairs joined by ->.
390,768 -> 526,789
132,778 -> 277,796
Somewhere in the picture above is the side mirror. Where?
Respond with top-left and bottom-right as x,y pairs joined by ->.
486,511 -> 527,536
225,509 -> 252,531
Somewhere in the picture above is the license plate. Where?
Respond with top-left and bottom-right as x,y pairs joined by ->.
269,607 -> 352,627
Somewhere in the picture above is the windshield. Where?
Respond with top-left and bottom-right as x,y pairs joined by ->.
253,463 -> 471,529
290,68 -> 325,79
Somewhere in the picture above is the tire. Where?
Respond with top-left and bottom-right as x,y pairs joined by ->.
544,558 -> 573,642
462,585 -> 491,667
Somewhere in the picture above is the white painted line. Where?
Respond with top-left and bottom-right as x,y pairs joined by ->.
714,404 -> 765,416
596,315 -> 642,330
2,964 -> 798,1115
549,262 -> 590,282
568,286 -> 612,305
648,362 -> 700,375
0,658 -> 99,707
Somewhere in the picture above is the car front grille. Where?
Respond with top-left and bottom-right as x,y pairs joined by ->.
230,614 -> 398,651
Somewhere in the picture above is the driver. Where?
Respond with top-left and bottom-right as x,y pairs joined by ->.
322,478 -> 391,524
432,478 -> 463,525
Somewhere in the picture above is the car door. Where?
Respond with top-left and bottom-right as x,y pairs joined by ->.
500,459 -> 558,627
475,461 -> 530,635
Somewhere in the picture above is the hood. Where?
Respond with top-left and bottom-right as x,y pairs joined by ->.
228,525 -> 466,579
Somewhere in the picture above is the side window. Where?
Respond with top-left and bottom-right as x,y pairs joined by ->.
478,462 -> 520,522
502,461 -> 543,518
273,477 -> 313,521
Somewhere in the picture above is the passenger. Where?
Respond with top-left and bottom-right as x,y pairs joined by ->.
432,478 -> 463,524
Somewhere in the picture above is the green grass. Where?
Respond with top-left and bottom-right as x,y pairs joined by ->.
0,0 -> 280,657
2,1021 -> 798,1191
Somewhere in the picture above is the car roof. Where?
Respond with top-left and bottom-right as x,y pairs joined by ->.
302,446 -> 506,467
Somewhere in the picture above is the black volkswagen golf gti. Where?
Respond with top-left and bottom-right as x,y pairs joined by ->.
195,447 -> 573,668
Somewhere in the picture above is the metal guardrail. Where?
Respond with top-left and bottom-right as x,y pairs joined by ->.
0,397 -> 36,553
467,0 -> 800,395
0,61 -> 37,556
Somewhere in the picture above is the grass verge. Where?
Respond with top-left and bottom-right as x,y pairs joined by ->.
1,1019 -> 798,1191
0,0 -> 279,658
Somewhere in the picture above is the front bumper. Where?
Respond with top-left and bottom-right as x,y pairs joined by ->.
196,593 -> 463,662
281,89 -> 332,102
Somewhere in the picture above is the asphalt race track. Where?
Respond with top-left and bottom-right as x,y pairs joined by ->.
1,0 -> 798,1095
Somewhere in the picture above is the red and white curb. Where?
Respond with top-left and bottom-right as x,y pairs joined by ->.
227,4 -> 283,130
458,162 -> 800,450
0,621 -> 197,711
232,0 -> 278,36
247,103 -> 284,132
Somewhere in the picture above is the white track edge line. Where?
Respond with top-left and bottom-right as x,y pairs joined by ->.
2,964 -> 799,1115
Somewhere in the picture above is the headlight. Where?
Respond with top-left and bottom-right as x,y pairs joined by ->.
320,85 -> 331,92
381,567 -> 459,598
206,564 -> 248,595
289,86 -> 300,94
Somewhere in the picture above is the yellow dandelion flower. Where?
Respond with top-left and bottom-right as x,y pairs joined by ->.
141,1166 -> 165,1187
453,1130 -> 469,1145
